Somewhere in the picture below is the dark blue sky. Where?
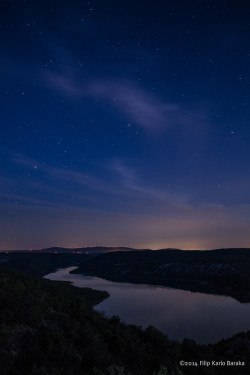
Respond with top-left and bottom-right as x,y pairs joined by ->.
1,0 -> 250,250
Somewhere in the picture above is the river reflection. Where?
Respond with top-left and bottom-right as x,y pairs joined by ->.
45,267 -> 250,344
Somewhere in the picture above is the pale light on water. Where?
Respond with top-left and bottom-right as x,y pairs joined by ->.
45,267 -> 250,344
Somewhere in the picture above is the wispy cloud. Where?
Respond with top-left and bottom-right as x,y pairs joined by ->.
45,68 -> 209,131
0,192 -> 49,206
6,150 -> 188,211
46,70 -> 85,97
10,151 -> 246,228
10,152 -> 40,170
2,151 -> 250,250
89,81 -> 174,130
111,159 -> 190,206
46,70 -> 170,129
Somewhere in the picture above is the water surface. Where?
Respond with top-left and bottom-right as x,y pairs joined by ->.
45,267 -> 250,344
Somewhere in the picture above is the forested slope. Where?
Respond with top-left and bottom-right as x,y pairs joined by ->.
0,266 -> 249,375
72,249 -> 250,302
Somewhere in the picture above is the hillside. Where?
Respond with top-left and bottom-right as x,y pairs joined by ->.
72,248 -> 250,302
0,266 -> 250,375
0,252 -> 92,277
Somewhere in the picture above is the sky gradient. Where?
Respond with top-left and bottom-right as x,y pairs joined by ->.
1,0 -> 250,250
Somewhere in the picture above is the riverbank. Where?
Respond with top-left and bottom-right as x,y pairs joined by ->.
1,265 -> 250,375
72,248 -> 250,303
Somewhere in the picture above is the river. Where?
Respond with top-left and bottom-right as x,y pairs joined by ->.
45,266 -> 250,344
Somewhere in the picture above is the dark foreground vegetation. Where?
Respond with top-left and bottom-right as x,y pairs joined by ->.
0,252 -> 91,277
72,248 -> 250,302
0,266 -> 250,375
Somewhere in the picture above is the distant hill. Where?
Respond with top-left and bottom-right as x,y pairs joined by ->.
72,248 -> 250,302
1,246 -> 148,254
3,246 -> 250,254
40,246 -> 144,254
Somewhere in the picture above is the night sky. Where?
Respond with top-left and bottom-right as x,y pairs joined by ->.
1,0 -> 250,250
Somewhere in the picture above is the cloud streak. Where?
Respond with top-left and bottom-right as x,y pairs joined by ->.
45,69 -> 208,131
89,80 -> 173,130
2,152 -> 250,250
5,151 -> 250,251
112,160 -> 190,206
